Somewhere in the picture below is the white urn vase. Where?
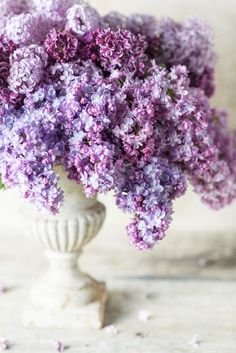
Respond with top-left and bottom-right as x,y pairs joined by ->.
21,168 -> 107,329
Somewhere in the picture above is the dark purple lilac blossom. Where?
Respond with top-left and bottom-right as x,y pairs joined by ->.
45,28 -> 79,63
95,29 -> 148,76
0,0 -> 235,250
0,35 -> 22,106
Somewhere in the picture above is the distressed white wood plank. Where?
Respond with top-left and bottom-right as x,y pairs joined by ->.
0,235 -> 235,353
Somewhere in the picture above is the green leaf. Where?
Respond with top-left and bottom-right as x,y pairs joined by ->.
167,88 -> 176,99
0,175 -> 5,190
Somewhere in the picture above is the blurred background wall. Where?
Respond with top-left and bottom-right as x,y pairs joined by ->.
0,0 -> 236,256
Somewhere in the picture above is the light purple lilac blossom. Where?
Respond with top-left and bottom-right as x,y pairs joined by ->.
156,17 -> 216,96
33,0 -> 75,18
0,0 -> 32,36
102,12 -> 127,31
5,13 -> 40,45
8,45 -> 48,94
0,0 -> 236,250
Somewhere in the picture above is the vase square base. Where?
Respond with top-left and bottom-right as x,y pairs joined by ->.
22,283 -> 108,330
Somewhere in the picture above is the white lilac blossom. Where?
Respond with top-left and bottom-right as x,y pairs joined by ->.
66,2 -> 100,36
1,0 -> 236,250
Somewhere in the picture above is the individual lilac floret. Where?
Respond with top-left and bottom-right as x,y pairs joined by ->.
52,340 -> 65,352
47,62 -> 82,90
0,338 -> 8,351
66,2 -> 100,36
0,282 -> 6,293
45,29 -> 79,63
95,29 -> 148,75
157,17 -> 216,96
8,45 -> 48,94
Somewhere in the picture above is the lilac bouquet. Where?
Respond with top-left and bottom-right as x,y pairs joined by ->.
0,0 -> 236,250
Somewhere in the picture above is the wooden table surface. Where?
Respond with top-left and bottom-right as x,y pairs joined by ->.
0,230 -> 235,353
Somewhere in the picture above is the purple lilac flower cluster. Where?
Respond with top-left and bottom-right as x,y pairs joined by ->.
1,0 -> 236,250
